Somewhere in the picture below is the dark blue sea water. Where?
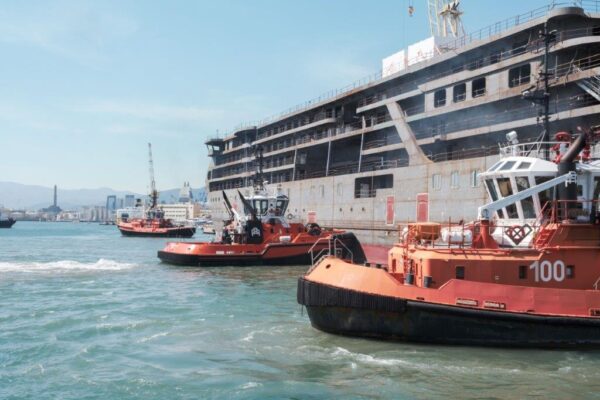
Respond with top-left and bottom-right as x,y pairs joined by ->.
1,222 -> 600,399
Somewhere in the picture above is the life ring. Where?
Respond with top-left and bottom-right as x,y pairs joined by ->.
306,223 -> 322,236
286,213 -> 294,220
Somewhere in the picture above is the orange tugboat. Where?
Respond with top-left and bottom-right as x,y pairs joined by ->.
158,189 -> 347,266
298,127 -> 600,347
118,143 -> 196,238
158,147 -> 348,266
117,208 -> 196,238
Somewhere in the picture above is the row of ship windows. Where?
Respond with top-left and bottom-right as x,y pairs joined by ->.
433,64 -> 531,108
432,170 -> 481,190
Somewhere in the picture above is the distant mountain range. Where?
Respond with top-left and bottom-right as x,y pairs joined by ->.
0,182 -> 206,210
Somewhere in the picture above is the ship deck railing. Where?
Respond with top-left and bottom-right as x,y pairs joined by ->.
216,2 -> 600,138
411,93 -> 600,141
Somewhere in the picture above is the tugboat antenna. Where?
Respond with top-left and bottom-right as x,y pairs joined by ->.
541,22 -> 556,155
521,22 -> 556,158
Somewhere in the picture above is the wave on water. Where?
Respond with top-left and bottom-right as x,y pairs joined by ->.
0,259 -> 137,273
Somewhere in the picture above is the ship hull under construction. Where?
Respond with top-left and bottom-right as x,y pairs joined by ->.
205,5 -> 600,246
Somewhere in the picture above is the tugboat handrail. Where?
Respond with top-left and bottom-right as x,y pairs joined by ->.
308,236 -> 354,271
499,141 -> 563,159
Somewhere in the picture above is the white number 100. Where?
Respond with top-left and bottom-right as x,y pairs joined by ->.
530,260 -> 565,282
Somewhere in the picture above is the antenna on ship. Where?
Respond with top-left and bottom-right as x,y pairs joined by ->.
148,142 -> 159,209
427,0 -> 465,37
522,22 -> 557,158
252,145 -> 265,191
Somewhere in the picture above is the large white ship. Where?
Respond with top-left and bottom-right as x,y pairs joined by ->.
205,1 -> 600,245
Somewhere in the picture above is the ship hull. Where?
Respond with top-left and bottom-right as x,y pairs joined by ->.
298,278 -> 600,348
0,219 -> 16,228
118,226 -> 196,238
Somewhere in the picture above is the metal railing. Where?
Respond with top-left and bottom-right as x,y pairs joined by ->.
214,2 -> 600,139
308,236 -> 355,269
499,141 -> 563,159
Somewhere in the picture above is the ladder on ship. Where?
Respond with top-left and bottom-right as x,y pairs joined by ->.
574,66 -> 600,102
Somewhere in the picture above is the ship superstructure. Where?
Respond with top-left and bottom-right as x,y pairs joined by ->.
205,2 -> 600,245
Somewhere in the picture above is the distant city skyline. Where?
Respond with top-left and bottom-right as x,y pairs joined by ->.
0,0 -> 553,192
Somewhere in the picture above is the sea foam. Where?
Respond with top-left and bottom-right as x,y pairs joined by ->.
0,259 -> 137,273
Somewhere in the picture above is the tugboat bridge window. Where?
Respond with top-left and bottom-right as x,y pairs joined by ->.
515,176 -> 536,218
472,77 -> 486,98
499,161 -> 516,171
509,64 -> 531,87
535,176 -> 554,210
497,178 -> 518,218
453,83 -> 466,103
249,200 -> 269,215
434,89 -> 446,108
485,179 -> 498,201
456,266 -> 465,280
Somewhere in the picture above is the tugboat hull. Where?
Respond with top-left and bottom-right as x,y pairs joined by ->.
158,232 -> 365,267
118,226 -> 196,238
298,278 -> 600,348
0,219 -> 16,228
158,243 -> 320,266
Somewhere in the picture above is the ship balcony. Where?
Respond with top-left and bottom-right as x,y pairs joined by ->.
253,117 -> 337,145
413,92 -> 600,144
213,156 -> 253,169
361,142 -> 406,156
207,171 -> 253,183
263,163 -> 294,174
258,117 -> 394,159
222,142 -> 251,155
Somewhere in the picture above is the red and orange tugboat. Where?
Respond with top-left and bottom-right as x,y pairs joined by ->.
117,143 -> 196,238
299,128 -> 600,347
118,208 -> 196,238
158,186 -> 348,266
158,146 -> 349,266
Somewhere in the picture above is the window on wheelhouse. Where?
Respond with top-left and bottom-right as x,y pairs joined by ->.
485,179 -> 498,201
515,176 -> 536,218
251,199 -> 269,215
497,178 -> 518,218
275,196 -> 289,215
535,176 -> 553,211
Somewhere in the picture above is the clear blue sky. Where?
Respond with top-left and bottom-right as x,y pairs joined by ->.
0,0 -> 555,193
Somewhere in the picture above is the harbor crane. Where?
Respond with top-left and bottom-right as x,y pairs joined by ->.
408,0 -> 465,38
148,142 -> 159,209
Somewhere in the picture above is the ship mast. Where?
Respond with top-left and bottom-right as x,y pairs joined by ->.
148,142 -> 158,209
253,145 -> 265,191
522,23 -> 556,157
540,23 -> 556,152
